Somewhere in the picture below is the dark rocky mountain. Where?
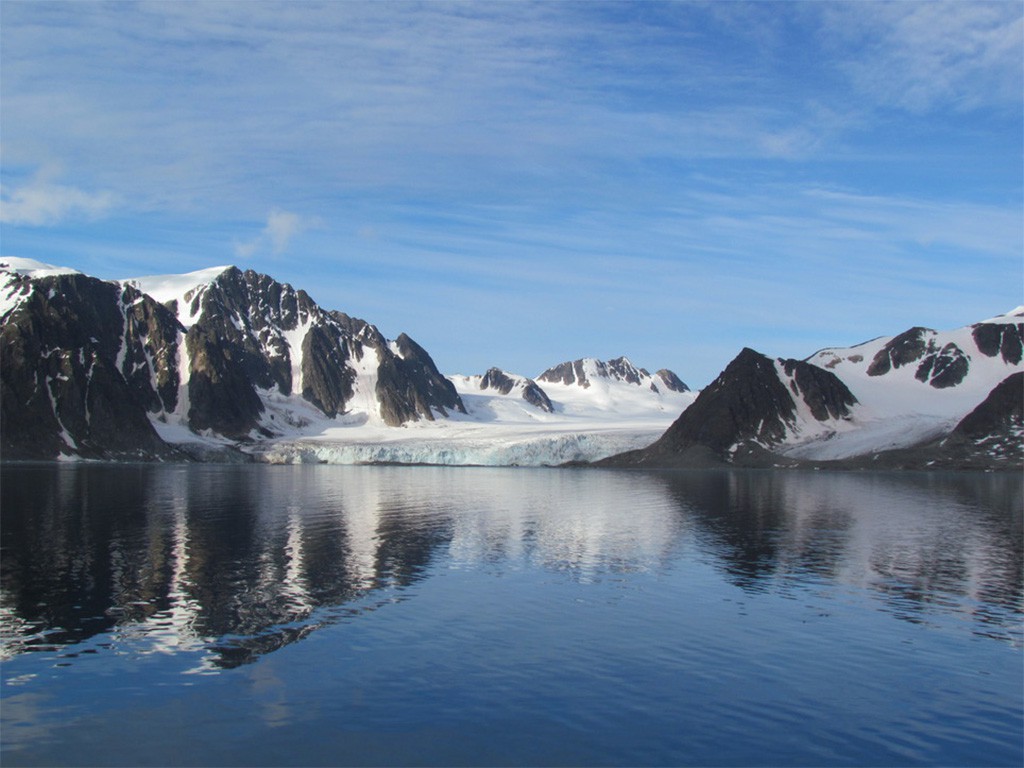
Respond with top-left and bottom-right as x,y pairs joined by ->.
478,367 -> 554,412
4,258 -> 1018,470
2,263 -> 464,460
598,348 -> 857,468
1,271 -> 183,460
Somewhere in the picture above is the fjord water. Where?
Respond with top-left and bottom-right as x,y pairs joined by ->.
1,465 -> 1021,767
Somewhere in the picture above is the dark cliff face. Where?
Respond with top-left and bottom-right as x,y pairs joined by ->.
600,348 -> 857,467
913,343 -> 969,389
2,266 -> 468,458
972,322 -> 1023,365
538,359 -> 590,388
520,379 -> 554,413
655,369 -> 689,393
480,367 -> 517,395
1,273 -> 181,460
867,327 -> 931,376
376,333 -> 466,426
780,358 -> 858,422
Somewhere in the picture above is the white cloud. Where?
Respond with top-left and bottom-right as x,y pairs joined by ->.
819,1 -> 1023,113
0,168 -> 116,226
235,208 -> 319,258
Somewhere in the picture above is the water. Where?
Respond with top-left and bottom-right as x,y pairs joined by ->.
1,464 -> 1021,767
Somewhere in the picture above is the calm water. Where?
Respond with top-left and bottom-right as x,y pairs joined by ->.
1,464 -> 1021,767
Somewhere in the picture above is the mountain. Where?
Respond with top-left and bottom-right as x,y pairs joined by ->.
1,261 -> 183,460
452,367 -> 555,413
2,259 -> 464,460
4,257 -> 1017,468
1,259 -> 693,464
600,309 -> 1024,469
537,356 -> 689,393
449,357 -> 691,420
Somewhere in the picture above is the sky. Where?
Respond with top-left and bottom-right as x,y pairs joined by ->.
1,1 -> 1021,387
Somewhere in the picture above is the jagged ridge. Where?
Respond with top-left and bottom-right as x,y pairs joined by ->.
1,262 -> 465,459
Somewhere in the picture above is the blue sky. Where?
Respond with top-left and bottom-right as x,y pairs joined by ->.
2,1 -> 1021,387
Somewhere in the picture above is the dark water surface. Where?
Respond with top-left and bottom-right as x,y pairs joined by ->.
1,464 -> 1021,767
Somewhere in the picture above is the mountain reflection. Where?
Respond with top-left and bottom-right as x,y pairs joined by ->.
1,465 -> 1020,669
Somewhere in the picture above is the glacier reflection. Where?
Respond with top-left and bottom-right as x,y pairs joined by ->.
1,465 -> 1020,668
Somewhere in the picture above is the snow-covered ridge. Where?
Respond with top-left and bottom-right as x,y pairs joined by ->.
1,258 -> 83,320
120,266 -> 233,328
0,257 -> 81,278
5,258 -> 1015,467
783,311 -> 1023,460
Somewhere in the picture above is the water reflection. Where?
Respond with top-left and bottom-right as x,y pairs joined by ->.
1,465 -> 1020,669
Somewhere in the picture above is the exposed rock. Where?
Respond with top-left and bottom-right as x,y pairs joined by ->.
184,324 -> 266,438
598,348 -> 855,468
914,342 -> 970,389
780,357 -> 858,421
972,322 -> 1023,365
480,367 -> 517,395
0,273 -> 181,460
300,324 -> 355,416
478,367 -> 554,413
537,356 -> 685,395
867,327 -> 931,376
376,333 -> 466,426
521,379 -> 555,413
538,359 -> 590,388
952,372 -> 1023,440
656,369 -> 690,393
604,356 -> 645,385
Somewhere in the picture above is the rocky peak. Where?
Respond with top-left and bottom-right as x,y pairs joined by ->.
537,359 -> 591,388
537,355 -> 687,394
375,333 -> 466,426
618,347 -> 857,464
477,367 -> 554,413
655,369 -> 690,393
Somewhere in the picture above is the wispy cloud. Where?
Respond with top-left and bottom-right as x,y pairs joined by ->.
0,166 -> 116,226
1,2 -> 1019,383
235,208 -> 320,258
818,1 -> 1023,113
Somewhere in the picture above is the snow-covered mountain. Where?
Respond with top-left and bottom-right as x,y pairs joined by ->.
4,257 -> 1018,468
267,359 -> 696,466
602,309 -> 1023,470
1,259 -> 695,464
1,259 -> 464,460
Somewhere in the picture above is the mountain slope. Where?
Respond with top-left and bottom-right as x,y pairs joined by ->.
601,310 -> 1023,469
